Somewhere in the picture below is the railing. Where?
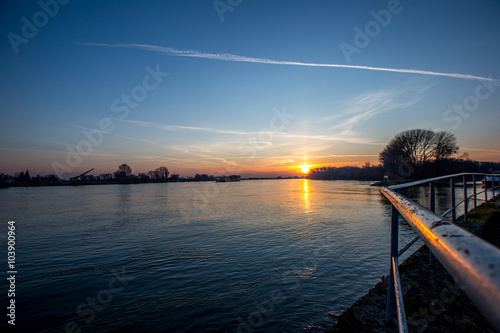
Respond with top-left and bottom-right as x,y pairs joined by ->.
381,173 -> 500,332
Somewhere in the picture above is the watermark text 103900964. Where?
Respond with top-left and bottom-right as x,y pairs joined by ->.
6,221 -> 17,326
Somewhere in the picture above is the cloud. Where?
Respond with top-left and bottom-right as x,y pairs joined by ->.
121,119 -> 251,135
324,87 -> 427,135
78,42 -> 498,81
279,159 -> 295,165
121,118 -> 383,146
167,145 -> 212,159
114,134 -> 158,145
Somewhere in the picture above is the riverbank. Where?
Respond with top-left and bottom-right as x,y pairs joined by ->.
0,176 -> 306,188
326,196 -> 500,332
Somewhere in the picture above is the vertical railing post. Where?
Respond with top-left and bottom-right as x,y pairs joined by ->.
386,204 -> 399,323
429,182 -> 436,212
484,176 -> 488,207
463,175 -> 468,223
493,177 -> 497,199
429,182 -> 436,266
473,175 -> 477,214
451,177 -> 456,223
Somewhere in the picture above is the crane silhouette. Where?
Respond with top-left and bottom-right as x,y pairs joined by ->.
70,168 -> 94,182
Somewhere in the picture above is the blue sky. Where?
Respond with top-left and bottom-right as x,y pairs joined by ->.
1,0 -> 499,178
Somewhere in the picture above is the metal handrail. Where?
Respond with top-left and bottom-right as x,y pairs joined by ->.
381,173 -> 500,332
387,172 -> 495,191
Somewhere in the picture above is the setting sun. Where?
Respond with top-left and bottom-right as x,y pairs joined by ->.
300,165 -> 312,174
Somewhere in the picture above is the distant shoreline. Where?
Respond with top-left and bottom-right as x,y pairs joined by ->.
0,176 -> 307,189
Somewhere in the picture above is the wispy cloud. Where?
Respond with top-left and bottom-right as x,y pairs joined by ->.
114,134 -> 159,145
267,159 -> 296,167
167,145 -> 213,159
324,86 -> 429,135
121,118 -> 383,145
78,42 -> 497,81
121,119 -> 251,135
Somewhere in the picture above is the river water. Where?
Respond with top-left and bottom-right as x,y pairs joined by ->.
0,179 -> 470,332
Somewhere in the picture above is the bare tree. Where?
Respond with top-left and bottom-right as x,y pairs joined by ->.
114,163 -> 132,183
432,131 -> 459,162
146,166 -> 169,182
380,129 -> 459,179
154,166 -> 169,181
117,163 -> 132,176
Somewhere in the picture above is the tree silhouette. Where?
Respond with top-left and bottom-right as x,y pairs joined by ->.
154,166 -> 169,181
117,164 -> 132,175
432,131 -> 459,161
168,174 -> 180,182
17,171 -> 25,182
114,163 -> 132,183
379,129 -> 458,179
138,173 -> 150,183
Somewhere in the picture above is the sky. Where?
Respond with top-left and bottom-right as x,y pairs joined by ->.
1,0 -> 500,178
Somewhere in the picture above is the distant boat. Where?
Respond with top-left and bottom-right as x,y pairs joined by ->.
215,175 -> 241,182
483,175 -> 500,187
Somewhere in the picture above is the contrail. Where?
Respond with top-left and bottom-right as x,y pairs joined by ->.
78,42 -> 497,82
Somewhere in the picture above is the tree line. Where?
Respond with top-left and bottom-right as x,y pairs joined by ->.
0,164 -> 222,186
308,129 -> 500,181
112,164 -> 172,184
111,164 -> 218,184
308,164 -> 385,181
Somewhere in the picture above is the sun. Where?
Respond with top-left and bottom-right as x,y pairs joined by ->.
300,165 -> 311,174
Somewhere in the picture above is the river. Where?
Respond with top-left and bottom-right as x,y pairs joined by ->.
0,179 -> 469,332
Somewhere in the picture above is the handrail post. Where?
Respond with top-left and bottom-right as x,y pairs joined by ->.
386,204 -> 399,323
429,182 -> 436,266
392,257 -> 409,333
493,177 -> 497,199
429,182 -> 436,212
451,177 -> 456,223
485,175 -> 489,207
473,175 -> 477,214
463,175 -> 468,223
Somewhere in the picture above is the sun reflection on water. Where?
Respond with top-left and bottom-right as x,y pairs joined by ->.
303,179 -> 311,213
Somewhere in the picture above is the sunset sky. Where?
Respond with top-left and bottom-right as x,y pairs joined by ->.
1,0 -> 499,178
